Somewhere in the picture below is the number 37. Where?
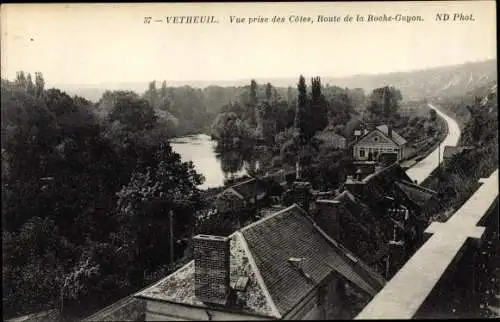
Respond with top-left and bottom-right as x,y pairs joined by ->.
144,16 -> 152,24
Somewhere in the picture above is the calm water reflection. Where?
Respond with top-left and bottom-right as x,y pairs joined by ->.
170,134 -> 254,189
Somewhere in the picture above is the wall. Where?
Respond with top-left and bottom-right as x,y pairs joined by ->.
144,300 -> 273,321
354,144 -> 400,161
83,297 -> 146,322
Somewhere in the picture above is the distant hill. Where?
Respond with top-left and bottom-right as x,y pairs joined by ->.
54,59 -> 496,102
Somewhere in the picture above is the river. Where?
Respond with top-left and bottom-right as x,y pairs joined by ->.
170,134 -> 249,189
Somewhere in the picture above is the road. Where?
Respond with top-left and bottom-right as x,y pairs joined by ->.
405,103 -> 461,184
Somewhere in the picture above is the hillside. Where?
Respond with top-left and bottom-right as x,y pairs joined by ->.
55,59 -> 496,103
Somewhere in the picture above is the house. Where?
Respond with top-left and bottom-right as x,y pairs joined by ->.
314,128 -> 347,149
135,204 -> 385,321
215,177 -> 268,212
353,125 -> 407,162
344,163 -> 438,225
319,163 -> 439,278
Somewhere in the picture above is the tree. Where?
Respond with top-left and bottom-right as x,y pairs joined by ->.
34,72 -> 45,98
210,112 -> 251,148
160,80 -> 168,99
429,108 -> 437,121
310,76 -> 328,133
26,73 -> 35,95
366,86 -> 402,121
107,91 -> 157,131
295,75 -> 309,141
244,80 -> 258,128
329,91 -> 354,126
287,86 -> 294,108
144,80 -> 159,109
265,83 -> 273,101
15,71 -> 27,91
114,145 -> 204,275
249,79 -> 258,106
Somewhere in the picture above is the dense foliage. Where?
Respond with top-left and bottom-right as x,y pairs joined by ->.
1,73 -> 207,319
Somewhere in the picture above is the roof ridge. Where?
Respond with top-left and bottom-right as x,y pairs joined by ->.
235,232 -> 282,319
232,177 -> 257,187
306,217 -> 385,295
397,180 -> 437,194
134,260 -> 194,298
239,204 -> 299,233
374,125 -> 406,146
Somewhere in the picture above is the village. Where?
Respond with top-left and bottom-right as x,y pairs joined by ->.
81,108 -> 481,321
2,3 -> 497,322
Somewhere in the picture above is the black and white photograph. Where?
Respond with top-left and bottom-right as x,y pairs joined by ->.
1,1 -> 498,321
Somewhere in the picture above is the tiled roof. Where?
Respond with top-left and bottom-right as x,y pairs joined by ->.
241,204 -> 384,316
136,204 -> 385,319
135,232 -> 277,318
376,125 -> 407,146
355,163 -> 413,206
395,180 -> 437,208
231,178 -> 267,200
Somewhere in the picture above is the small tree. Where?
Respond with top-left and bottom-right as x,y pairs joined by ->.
429,109 -> 437,121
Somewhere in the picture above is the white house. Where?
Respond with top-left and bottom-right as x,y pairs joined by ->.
353,125 -> 407,162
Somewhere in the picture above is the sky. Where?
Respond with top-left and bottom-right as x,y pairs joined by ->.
1,1 -> 497,87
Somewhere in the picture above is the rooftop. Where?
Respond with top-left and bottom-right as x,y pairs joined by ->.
395,180 -> 437,208
356,169 -> 498,319
135,231 -> 277,318
240,204 -> 384,316
229,177 -> 267,200
136,204 -> 386,319
376,125 -> 407,146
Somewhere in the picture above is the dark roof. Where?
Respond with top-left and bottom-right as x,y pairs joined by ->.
443,146 -> 473,159
230,178 -> 267,199
353,163 -> 413,206
135,232 -> 278,318
395,180 -> 437,208
241,204 -> 385,316
376,125 -> 407,146
136,204 -> 385,319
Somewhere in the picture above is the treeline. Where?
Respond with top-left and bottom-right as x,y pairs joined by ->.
1,73 -> 209,318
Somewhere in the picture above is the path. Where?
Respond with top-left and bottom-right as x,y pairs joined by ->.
405,103 -> 461,183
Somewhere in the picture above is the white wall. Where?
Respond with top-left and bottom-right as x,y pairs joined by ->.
145,300 -> 274,321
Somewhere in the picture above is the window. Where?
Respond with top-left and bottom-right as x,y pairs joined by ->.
359,148 -> 365,157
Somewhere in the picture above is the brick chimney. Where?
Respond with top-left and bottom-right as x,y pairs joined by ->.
193,235 -> 230,306
315,200 -> 342,240
292,181 -> 312,211
388,125 -> 393,138
344,175 -> 365,196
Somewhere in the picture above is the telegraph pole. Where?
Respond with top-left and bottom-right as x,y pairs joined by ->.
169,210 -> 174,264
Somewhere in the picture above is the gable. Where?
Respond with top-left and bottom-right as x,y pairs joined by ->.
240,205 -> 383,316
356,130 -> 398,147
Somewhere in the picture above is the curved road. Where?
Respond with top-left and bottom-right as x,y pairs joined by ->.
405,103 -> 461,184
